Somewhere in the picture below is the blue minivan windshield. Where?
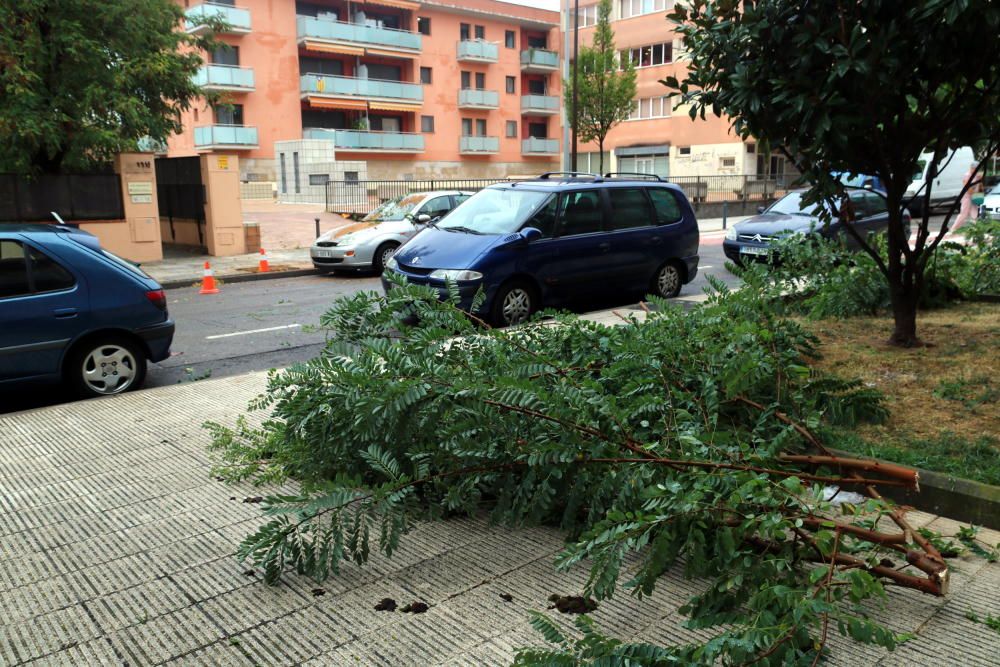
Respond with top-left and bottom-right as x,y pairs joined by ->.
437,188 -> 551,235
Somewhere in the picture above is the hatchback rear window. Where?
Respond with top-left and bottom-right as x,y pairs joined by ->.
0,240 -> 31,298
100,248 -> 152,279
647,188 -> 683,225
27,246 -> 76,292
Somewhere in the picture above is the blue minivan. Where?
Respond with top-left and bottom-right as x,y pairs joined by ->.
381,173 -> 700,326
0,224 -> 174,398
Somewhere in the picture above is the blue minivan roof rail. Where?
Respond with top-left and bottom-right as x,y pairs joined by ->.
536,171 -> 604,182
603,172 -> 665,182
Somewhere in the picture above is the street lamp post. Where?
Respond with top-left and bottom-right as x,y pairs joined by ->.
571,0 -> 579,172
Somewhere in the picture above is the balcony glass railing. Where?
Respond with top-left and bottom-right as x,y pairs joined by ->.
194,125 -> 259,147
458,89 -> 499,108
195,65 -> 255,89
522,137 -> 559,154
521,95 -> 559,113
457,40 -> 499,62
460,136 -> 500,153
297,16 -> 421,52
301,74 -> 423,102
185,3 -> 251,33
520,48 -> 559,69
303,128 -> 425,152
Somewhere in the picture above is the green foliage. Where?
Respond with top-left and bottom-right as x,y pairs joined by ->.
206,278 -> 944,664
933,375 -> 997,411
729,225 -> 999,321
966,609 -> 1000,634
564,0 -> 637,172
0,0 -> 225,173
665,0 -> 1000,344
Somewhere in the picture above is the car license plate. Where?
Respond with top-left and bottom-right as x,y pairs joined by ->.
740,246 -> 769,256
313,249 -> 333,258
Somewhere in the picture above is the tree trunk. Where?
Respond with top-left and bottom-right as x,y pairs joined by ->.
888,284 -> 919,347
598,138 -> 604,174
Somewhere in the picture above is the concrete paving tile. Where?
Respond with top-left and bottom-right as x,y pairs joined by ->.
0,604 -> 102,665
107,605 -> 221,666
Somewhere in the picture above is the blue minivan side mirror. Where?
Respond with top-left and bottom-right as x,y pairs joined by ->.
520,227 -> 543,242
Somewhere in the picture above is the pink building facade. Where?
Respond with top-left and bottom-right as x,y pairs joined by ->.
169,0 -> 563,192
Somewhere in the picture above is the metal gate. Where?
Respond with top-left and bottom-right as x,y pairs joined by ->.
155,156 -> 206,246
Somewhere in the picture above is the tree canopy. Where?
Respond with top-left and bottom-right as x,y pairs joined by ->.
564,0 -> 637,173
0,0 -> 221,174
665,0 -> 1000,345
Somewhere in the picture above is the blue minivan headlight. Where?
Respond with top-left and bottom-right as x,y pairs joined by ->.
429,269 -> 483,281
726,227 -> 738,240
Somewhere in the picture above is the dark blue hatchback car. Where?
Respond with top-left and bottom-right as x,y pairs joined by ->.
381,173 -> 700,326
0,224 -> 174,398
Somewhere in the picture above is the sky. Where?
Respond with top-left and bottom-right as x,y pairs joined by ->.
502,0 -> 562,11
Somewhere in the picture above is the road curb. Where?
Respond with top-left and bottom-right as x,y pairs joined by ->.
159,267 -> 319,290
830,448 -> 1000,530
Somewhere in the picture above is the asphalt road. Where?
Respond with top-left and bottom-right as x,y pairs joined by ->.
0,231 -> 802,414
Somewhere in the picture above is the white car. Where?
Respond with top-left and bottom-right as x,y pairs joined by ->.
311,190 -> 473,273
904,146 -> 975,215
979,183 -> 1000,220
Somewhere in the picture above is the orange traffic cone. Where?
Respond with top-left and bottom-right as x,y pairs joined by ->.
258,248 -> 270,273
199,261 -> 220,295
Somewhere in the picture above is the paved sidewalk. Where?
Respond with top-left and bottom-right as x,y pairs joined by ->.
1,354 -> 998,664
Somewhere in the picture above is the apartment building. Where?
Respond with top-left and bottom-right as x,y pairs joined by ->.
168,0 -> 562,198
570,0 -> 789,181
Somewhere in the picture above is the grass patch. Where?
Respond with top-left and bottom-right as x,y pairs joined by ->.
803,302 -> 1000,484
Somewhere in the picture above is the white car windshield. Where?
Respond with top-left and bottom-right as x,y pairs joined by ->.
437,188 -> 551,235
989,183 -> 1000,195
766,192 -> 827,217
363,193 -> 425,222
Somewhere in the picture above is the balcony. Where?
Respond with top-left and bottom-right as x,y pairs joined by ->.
520,48 -> 559,73
521,94 -> 559,115
194,125 -> 259,150
303,128 -> 424,153
194,65 -> 255,92
301,74 -> 423,105
522,137 -> 559,155
460,136 -> 500,154
457,40 -> 498,63
457,89 -> 499,110
185,3 -> 251,35
297,16 -> 421,56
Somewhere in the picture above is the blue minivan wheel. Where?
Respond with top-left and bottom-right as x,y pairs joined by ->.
652,262 -> 683,299
490,281 -> 536,327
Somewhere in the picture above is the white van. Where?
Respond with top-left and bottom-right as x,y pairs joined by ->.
905,146 -> 975,214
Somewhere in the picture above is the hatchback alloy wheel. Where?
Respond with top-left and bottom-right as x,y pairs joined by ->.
655,263 -> 682,298
81,344 -> 139,395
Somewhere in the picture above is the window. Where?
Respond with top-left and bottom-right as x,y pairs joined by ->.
27,246 -> 75,293
505,30 -> 516,48
575,4 -> 598,28
619,0 -> 668,20
864,191 -> 889,216
474,25 -> 485,39
420,196 -> 453,220
678,146 -> 691,156
417,16 -> 430,35
527,78 -> 546,94
627,95 -> 672,120
460,71 -> 471,89
526,194 -> 558,238
460,23 -> 470,40
215,104 -> 244,125
579,151 -> 611,174
506,76 -> 516,94
300,57 -> 343,76
647,188 -> 682,224
345,171 -> 359,182
528,122 -> 548,138
475,118 -> 487,136
559,191 -> 604,235
719,156 -> 736,169
293,152 -> 300,194
211,45 -> 239,66
0,241 -> 30,298
475,72 -> 485,90
420,67 -> 432,84
454,194 -> 472,205
461,118 -> 473,136
280,154 -> 287,194
506,120 -> 518,138
606,189 -> 653,230
308,174 -> 329,186
746,143 -> 756,154
421,115 -> 435,133
620,41 -> 673,69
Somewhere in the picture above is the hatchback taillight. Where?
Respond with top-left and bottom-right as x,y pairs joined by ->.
146,289 -> 166,310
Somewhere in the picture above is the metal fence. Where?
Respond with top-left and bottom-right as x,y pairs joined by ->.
0,173 -> 124,222
240,181 -> 275,200
325,174 -> 797,215
326,178 -> 515,215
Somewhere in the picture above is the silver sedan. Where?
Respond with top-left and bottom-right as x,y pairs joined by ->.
311,190 -> 472,273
